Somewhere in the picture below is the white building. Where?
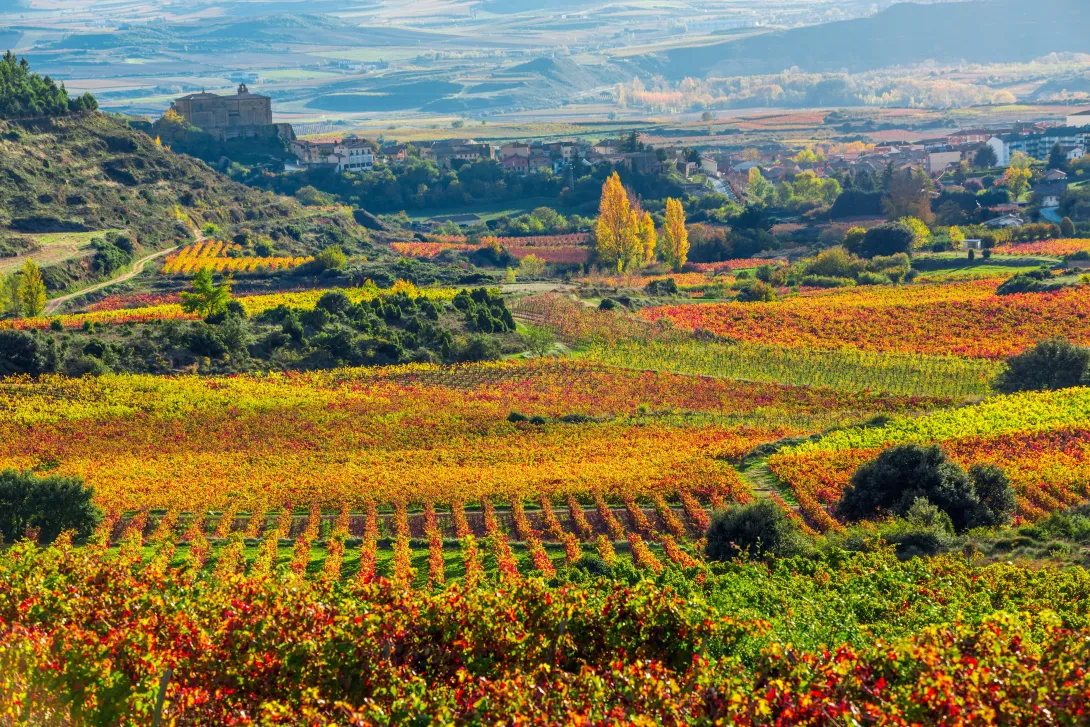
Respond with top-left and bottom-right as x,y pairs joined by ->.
291,137 -> 374,172
1066,110 -> 1090,128
986,127 -> 1090,167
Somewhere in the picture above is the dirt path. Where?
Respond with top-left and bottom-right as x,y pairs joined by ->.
45,245 -> 180,314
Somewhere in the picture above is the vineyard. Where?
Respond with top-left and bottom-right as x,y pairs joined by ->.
7,258 -> 1090,723
161,241 -> 312,275
391,233 -> 591,264
639,279 -> 1090,358
993,238 -> 1090,257
768,387 -> 1090,529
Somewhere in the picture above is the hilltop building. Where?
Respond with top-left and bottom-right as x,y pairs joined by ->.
171,83 -> 293,142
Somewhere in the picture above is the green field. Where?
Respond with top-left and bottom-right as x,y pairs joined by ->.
0,230 -> 123,275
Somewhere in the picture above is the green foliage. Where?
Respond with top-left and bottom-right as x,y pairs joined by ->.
0,330 -> 66,376
705,500 -> 806,561
179,268 -> 232,320
735,280 -> 777,303
453,288 -> 516,333
855,222 -> 915,259
0,52 -> 91,119
995,269 -> 1069,296
0,469 -> 101,543
312,246 -> 348,272
995,338 -> 1090,394
839,444 -> 1015,532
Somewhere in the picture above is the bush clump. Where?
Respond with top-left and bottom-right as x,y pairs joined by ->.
0,469 -> 101,544
838,444 -> 1015,533
705,500 -> 806,561
994,338 -> 1090,394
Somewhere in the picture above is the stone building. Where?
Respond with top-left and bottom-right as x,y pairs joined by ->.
171,83 -> 290,142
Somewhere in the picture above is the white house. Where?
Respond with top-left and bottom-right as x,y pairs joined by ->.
1066,110 -> 1090,128
333,139 -> 374,172
292,137 -> 373,172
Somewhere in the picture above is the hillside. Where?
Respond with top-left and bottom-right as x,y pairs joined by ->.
0,113 -> 367,290
659,0 -> 1090,80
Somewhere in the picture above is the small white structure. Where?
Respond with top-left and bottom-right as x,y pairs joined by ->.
961,238 -> 983,251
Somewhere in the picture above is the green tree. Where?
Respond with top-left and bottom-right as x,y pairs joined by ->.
1048,143 -> 1068,172
995,338 -> 1090,394
705,500 -> 806,561
180,268 -> 232,319
839,444 -> 1014,533
1,272 -> 21,317
974,145 -> 998,170
0,52 -> 86,119
313,246 -> 348,272
17,259 -> 46,317
1061,217 -> 1076,237
858,222 -> 915,259
0,469 -> 101,544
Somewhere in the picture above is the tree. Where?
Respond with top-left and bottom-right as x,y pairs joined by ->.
898,217 -> 931,249
838,444 -> 1015,533
639,211 -> 657,266
948,226 -> 966,248
883,167 -> 934,223
313,246 -> 347,272
1049,143 -> 1068,172
974,145 -> 998,170
705,500 -> 805,561
1002,166 -> 1033,200
524,326 -> 555,358
994,338 -> 1090,394
0,469 -> 101,544
1061,217 -> 1076,237
17,259 -> 46,317
1,272 -> 20,317
842,226 -> 867,255
1009,151 -> 1034,171
0,330 -> 65,376
179,268 -> 232,319
594,172 -> 642,272
0,52 -> 88,119
857,222 -> 915,259
517,254 -> 546,279
660,198 -> 689,272
746,167 -> 773,204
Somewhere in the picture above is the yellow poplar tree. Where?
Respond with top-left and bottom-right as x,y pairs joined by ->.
18,259 -> 46,317
661,198 -> 689,272
595,172 -> 642,272
640,211 -> 656,266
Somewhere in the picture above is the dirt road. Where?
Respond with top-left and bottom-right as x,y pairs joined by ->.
44,245 -> 179,314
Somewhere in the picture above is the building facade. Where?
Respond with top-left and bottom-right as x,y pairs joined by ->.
172,84 -> 277,141
987,127 -> 1090,167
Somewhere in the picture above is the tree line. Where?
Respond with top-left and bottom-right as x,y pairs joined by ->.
0,52 -> 97,119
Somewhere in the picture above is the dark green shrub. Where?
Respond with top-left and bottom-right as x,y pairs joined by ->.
0,469 -> 101,544
994,338 -> 1090,393
705,500 -> 805,561
838,444 -> 1015,533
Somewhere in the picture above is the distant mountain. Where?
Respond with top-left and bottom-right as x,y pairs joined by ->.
659,0 -> 1090,79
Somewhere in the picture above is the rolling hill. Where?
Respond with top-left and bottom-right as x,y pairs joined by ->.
659,0 -> 1090,80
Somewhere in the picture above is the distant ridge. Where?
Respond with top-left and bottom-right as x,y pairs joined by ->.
660,0 -> 1090,79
